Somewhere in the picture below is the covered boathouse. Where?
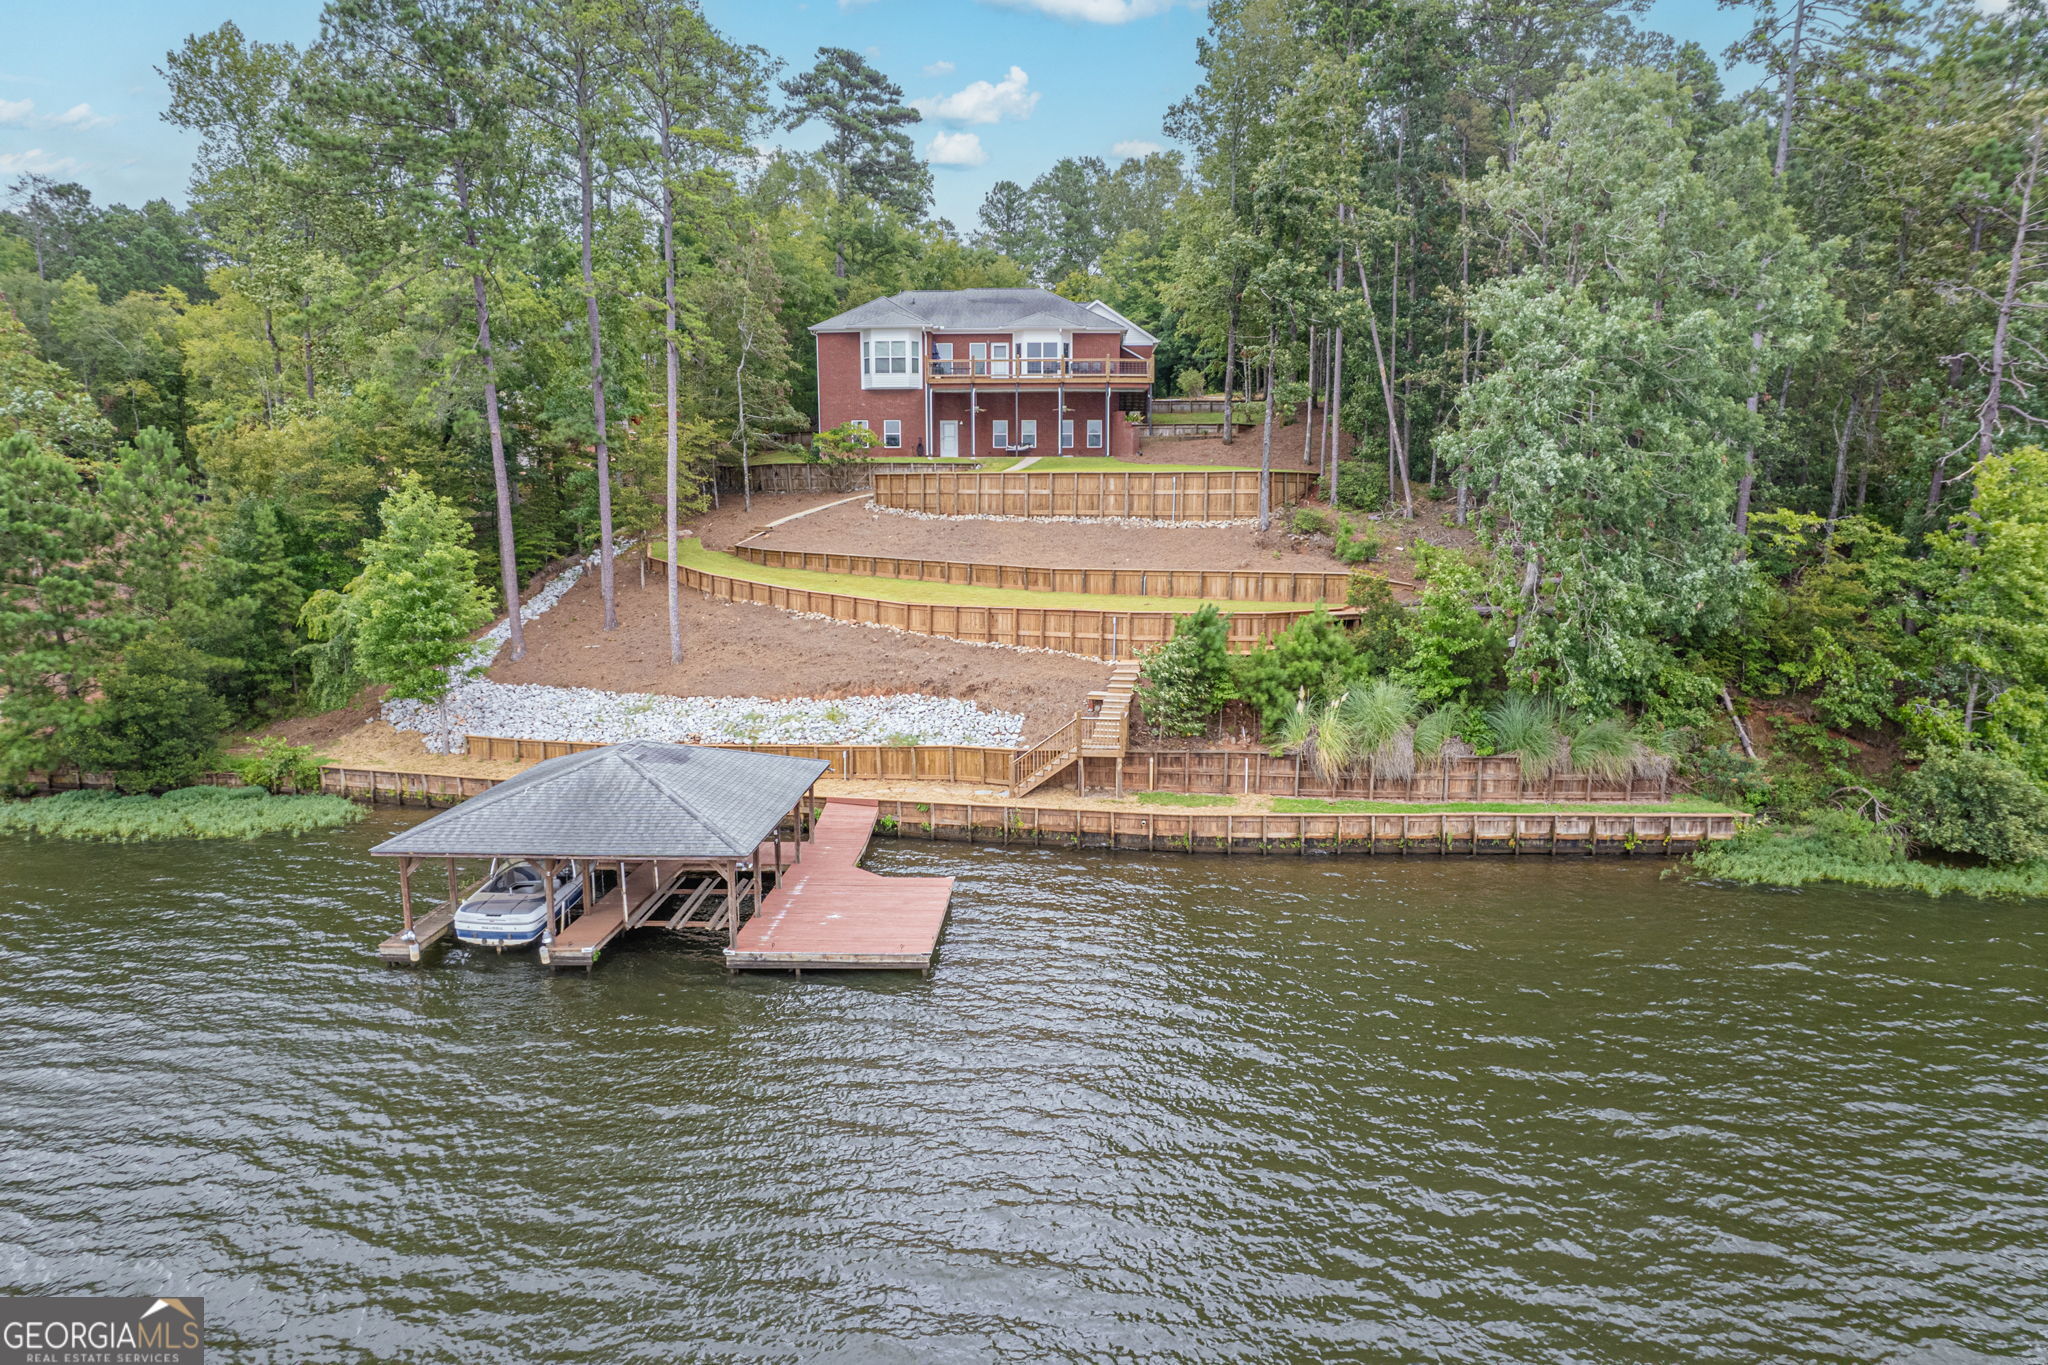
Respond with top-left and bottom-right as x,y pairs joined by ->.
367,740 -> 953,973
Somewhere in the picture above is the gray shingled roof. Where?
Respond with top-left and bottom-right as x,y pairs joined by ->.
369,741 -> 828,860
810,288 -> 1123,335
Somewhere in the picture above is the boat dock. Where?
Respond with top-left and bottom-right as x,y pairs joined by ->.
727,799 -> 952,973
368,743 -> 951,976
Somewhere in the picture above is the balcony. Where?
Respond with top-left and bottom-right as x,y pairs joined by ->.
927,356 -> 1153,386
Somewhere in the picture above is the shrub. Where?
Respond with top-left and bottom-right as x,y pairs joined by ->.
64,638 -> 232,793
229,738 -> 330,794
1138,605 -> 1234,736
1486,694 -> 1567,781
1175,368 -> 1207,399
1898,748 -> 2048,866
1232,606 -> 1361,734
1333,516 -> 1381,565
1333,459 -> 1388,511
1289,508 -> 1331,537
0,786 -> 364,840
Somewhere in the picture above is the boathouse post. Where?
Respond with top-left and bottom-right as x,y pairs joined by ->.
722,862 -> 739,945
542,859 -> 559,938
398,858 -> 415,933
446,858 -> 459,914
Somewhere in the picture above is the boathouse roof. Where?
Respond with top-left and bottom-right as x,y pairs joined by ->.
368,741 -> 828,861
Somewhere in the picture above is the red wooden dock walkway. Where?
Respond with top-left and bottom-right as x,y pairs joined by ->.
726,799 -> 952,972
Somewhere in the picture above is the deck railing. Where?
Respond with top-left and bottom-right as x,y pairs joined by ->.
928,357 -> 1153,383
1011,716 -> 1082,796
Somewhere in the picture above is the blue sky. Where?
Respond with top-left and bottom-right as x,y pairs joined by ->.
2,0 -> 1757,229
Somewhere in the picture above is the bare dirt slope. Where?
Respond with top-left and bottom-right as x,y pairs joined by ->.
1128,412 -> 1355,468
486,562 -> 1107,737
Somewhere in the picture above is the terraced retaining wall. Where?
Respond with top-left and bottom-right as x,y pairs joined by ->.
733,544 -> 1377,602
662,555 -> 1310,659
871,468 -> 1316,522
1112,750 -> 1673,804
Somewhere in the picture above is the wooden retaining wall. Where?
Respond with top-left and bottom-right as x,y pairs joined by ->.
716,460 -> 961,495
733,543 -> 1362,603
291,762 -> 1739,855
871,468 -> 1315,522
465,735 -> 1018,784
1111,750 -> 1673,804
873,801 -> 1737,854
656,554 -> 1309,659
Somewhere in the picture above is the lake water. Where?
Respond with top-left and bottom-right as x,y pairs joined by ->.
1,813 -> 2042,1363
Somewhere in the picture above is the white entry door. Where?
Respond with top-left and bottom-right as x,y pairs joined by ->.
939,421 -> 959,457
990,342 -> 1011,378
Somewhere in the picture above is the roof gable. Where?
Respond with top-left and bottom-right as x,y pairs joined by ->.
811,288 -> 1121,335
369,741 -> 828,859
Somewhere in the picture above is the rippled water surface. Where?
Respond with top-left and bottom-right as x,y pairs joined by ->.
2,816 -> 2044,1363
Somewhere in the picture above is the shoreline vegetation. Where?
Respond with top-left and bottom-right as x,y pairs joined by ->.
0,787 -> 363,841
1692,824 -> 2048,902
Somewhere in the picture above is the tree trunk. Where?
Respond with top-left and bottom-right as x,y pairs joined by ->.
1351,251 -> 1413,517
1301,326 -> 1317,466
1774,0 -> 1808,179
1827,389 -> 1861,528
1221,295 -> 1239,445
1978,115 -> 2042,462
1259,323 -> 1275,532
576,64 -> 618,632
662,174 -> 681,666
454,165 -> 523,662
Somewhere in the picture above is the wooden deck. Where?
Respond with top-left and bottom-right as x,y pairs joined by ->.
726,800 -> 952,972
545,860 -> 693,969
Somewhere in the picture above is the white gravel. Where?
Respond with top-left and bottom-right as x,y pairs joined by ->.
387,681 -> 1024,753
381,540 -> 1025,754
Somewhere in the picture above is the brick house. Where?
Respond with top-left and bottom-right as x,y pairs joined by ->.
809,288 -> 1157,460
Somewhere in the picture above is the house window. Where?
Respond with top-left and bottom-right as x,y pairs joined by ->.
970,342 -> 988,376
1019,419 -> 1037,449
993,419 -> 1009,449
870,339 -> 909,374
1021,341 -> 1060,375
1086,419 -> 1104,449
861,340 -> 870,377
882,419 -> 902,449
849,419 -> 870,431
933,342 -> 954,376
1060,419 -> 1074,450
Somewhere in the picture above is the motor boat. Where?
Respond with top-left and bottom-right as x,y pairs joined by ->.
453,860 -> 584,950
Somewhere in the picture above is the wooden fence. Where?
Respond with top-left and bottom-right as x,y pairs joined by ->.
733,543 -> 1362,603
1112,750 -> 1673,803
872,801 -> 1737,854
465,734 -> 1018,784
1150,398 -> 1229,415
871,468 -> 1316,522
658,554 -> 1310,659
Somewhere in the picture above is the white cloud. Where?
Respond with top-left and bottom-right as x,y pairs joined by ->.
982,0 -> 1183,22
922,60 -> 956,77
50,103 -> 113,130
0,98 -> 115,131
0,148 -> 83,177
925,130 -> 989,168
915,66 -> 1039,125
1111,139 -> 1163,160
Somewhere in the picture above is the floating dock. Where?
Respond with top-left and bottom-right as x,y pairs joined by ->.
727,799 -> 952,973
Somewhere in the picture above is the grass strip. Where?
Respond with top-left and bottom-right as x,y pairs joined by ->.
1131,791 -> 1238,807
0,787 -> 364,840
1270,796 -> 1731,815
658,537 -> 1315,614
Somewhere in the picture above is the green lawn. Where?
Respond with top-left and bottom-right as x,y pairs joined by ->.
659,537 -> 1314,613
1270,796 -> 1732,815
1131,791 -> 1238,808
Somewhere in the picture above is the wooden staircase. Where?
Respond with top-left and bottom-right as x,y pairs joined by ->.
1010,662 -> 1140,796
